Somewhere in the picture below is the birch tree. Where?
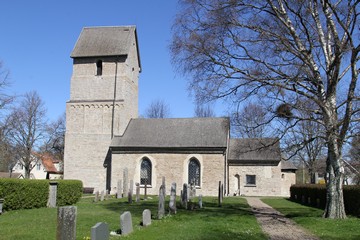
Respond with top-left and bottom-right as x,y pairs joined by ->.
7,91 -> 47,178
171,0 -> 359,218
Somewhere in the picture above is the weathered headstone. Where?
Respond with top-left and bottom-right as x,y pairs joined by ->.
162,176 -> 166,196
47,181 -> 58,208
100,190 -> 105,202
135,183 -> 140,203
128,180 -> 134,203
142,209 -> 151,227
0,198 -> 4,214
120,211 -> 133,236
158,185 -> 165,219
182,183 -> 188,209
117,180 -> 123,199
189,183 -> 196,200
123,168 -> 129,199
94,191 -> 99,202
198,194 -> 203,209
218,181 -> 223,207
169,182 -> 177,214
144,184 -> 148,200
57,206 -> 77,240
91,222 -> 109,240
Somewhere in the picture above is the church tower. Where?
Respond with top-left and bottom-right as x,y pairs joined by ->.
64,26 -> 141,191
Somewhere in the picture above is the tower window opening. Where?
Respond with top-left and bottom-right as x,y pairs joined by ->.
96,60 -> 103,76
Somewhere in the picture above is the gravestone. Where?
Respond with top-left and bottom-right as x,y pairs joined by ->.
158,185 -> 165,219
135,183 -> 140,203
57,206 -> 77,240
189,183 -> 196,200
91,222 -> 109,240
169,182 -> 177,214
162,176 -> 166,196
182,183 -> 188,209
100,190 -> 105,202
128,180 -> 134,203
0,198 -> 4,214
218,181 -> 223,207
198,194 -> 203,209
123,168 -> 129,199
94,191 -> 99,202
142,209 -> 151,227
144,184 -> 148,200
47,181 -> 58,208
117,180 -> 122,198
120,211 -> 133,236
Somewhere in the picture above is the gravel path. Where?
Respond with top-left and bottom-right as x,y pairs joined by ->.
246,197 -> 319,240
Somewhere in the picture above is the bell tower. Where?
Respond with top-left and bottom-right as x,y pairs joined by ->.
63,26 -> 141,191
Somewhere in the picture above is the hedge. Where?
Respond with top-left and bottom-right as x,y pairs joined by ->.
0,179 -> 83,211
290,184 -> 360,216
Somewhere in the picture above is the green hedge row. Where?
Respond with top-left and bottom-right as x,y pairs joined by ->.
290,184 -> 360,216
0,179 -> 83,211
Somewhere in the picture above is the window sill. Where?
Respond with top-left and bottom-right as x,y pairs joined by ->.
140,185 -> 152,188
244,184 -> 257,187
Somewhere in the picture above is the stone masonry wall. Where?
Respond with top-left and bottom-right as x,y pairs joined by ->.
228,163 -> 283,196
111,153 -> 226,196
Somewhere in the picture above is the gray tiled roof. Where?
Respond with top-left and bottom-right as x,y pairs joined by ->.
281,160 -> 297,170
228,138 -> 281,162
110,117 -> 229,151
71,26 -> 138,58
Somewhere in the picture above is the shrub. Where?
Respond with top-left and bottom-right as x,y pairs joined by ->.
0,179 -> 83,211
290,184 -> 360,216
0,179 -> 48,211
57,180 -> 83,206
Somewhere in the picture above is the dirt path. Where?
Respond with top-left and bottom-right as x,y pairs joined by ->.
246,197 -> 319,240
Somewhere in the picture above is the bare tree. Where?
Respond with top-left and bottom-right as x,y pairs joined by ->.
7,91 -> 47,178
231,102 -> 268,138
40,112 -> 66,161
145,99 -> 171,118
171,0 -> 359,218
0,61 -> 14,112
194,103 -> 216,117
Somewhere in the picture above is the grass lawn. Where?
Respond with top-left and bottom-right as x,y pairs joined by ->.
0,196 -> 266,240
262,198 -> 360,240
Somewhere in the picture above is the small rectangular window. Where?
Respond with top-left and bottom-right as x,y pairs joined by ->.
246,175 -> 256,186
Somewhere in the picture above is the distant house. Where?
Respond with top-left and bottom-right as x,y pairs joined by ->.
12,153 -> 63,180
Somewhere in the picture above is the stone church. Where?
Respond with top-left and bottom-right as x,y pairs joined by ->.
64,26 -> 296,197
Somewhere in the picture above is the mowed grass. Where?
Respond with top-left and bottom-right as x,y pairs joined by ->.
0,196 -> 266,240
262,198 -> 360,240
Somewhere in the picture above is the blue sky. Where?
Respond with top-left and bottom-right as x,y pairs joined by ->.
0,1 -> 225,122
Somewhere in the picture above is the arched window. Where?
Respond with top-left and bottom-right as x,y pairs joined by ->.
96,60 -> 102,76
188,158 -> 200,186
140,158 -> 152,185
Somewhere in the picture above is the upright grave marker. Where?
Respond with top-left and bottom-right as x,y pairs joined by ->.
57,206 -> 77,240
120,211 -> 133,236
91,222 -> 109,240
117,180 -> 122,199
169,182 -> 177,214
123,168 -> 129,199
158,185 -> 165,219
47,181 -> 58,208
142,209 -> 152,227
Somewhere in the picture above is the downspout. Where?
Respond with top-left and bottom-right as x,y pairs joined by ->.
111,59 -> 119,138
225,127 -> 230,196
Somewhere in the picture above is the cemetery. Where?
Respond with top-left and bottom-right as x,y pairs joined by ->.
0,177 -> 360,239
